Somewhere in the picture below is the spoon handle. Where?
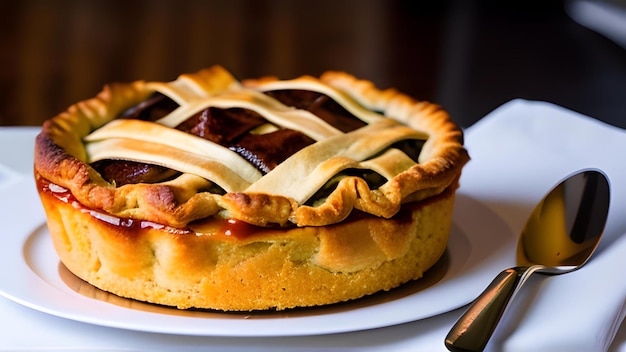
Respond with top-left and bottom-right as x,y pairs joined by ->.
445,266 -> 538,351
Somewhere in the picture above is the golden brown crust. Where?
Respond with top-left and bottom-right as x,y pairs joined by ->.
38,172 -> 456,311
34,66 -> 469,228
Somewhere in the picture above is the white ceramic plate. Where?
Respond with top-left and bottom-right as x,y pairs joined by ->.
0,177 -> 515,337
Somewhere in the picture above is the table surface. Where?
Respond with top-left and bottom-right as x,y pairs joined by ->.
1,0 -> 625,129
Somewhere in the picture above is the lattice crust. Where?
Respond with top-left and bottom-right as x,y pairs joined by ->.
34,66 -> 469,227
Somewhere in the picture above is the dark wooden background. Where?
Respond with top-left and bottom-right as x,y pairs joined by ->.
2,0 -> 625,129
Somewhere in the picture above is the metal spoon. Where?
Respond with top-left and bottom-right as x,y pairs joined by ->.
445,169 -> 610,352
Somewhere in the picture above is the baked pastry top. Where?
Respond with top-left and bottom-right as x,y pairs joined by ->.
34,66 -> 469,230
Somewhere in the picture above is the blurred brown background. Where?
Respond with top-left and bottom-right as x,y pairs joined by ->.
1,0 -> 625,128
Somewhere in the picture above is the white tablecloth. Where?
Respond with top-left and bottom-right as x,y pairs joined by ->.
1,99 -> 624,351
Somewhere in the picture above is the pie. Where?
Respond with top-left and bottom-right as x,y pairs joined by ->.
34,66 -> 470,311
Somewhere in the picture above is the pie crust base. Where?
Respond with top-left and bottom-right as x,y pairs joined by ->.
38,173 -> 455,311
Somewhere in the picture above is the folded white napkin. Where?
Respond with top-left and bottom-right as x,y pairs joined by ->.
461,99 -> 626,352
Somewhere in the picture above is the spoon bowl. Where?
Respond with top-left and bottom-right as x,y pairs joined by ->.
445,169 -> 610,352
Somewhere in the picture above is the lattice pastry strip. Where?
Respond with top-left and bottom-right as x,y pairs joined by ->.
244,76 -> 384,124
146,65 -> 240,105
85,119 -> 262,190
246,119 -> 427,203
152,89 -> 343,141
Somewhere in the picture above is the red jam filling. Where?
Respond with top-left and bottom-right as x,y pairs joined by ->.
37,175 -> 271,240
37,174 -> 423,240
